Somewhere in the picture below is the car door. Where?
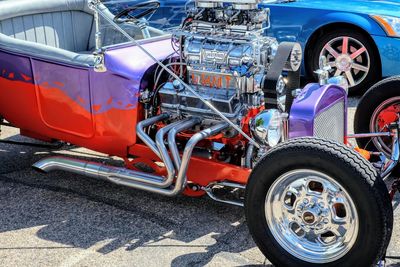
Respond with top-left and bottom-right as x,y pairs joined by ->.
33,59 -> 94,138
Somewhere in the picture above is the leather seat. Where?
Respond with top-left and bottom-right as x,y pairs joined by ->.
0,0 -> 164,66
0,9 -> 95,53
0,0 -> 165,67
0,0 -> 98,66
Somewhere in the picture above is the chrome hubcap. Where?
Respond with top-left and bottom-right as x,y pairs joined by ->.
265,170 -> 359,263
336,54 -> 353,72
370,97 -> 400,156
320,36 -> 370,88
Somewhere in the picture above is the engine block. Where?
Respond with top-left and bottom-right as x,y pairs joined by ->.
159,0 -> 288,120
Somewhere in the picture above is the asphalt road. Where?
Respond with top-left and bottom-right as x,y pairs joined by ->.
0,98 -> 399,267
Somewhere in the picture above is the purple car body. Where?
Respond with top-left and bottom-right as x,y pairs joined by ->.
0,36 -> 346,148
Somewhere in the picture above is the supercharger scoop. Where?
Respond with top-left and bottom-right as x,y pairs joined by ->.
159,0 -> 279,120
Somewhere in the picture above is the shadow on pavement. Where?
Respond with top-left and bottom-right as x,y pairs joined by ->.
0,131 -> 267,266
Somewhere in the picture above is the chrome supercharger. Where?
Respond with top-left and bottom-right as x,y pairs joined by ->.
158,0 -> 300,121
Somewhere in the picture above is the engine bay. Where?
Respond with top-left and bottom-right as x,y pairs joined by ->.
139,0 -> 304,167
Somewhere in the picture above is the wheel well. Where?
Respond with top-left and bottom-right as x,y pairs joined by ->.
304,22 -> 382,78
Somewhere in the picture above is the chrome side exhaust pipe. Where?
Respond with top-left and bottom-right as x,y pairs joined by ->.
33,121 -> 228,197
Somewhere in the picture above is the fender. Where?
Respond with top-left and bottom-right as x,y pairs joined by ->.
299,12 -> 387,45
264,6 -> 387,74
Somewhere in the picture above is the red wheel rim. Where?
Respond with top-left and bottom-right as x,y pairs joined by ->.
369,97 -> 400,156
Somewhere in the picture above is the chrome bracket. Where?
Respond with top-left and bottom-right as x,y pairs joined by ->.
89,0 -> 107,72
203,181 -> 246,207
93,50 -> 107,73
381,125 -> 400,178
314,56 -> 331,85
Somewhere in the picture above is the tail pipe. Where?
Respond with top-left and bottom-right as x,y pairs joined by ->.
32,121 -> 229,197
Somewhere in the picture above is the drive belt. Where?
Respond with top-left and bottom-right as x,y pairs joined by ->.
263,42 -> 301,112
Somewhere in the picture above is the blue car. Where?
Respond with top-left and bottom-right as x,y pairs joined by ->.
262,0 -> 400,94
106,0 -> 400,94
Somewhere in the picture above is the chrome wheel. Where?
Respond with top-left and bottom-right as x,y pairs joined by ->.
320,36 -> 370,88
265,169 -> 359,264
370,96 -> 400,157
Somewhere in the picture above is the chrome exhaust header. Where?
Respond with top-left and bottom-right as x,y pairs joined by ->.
136,113 -> 170,159
168,117 -> 201,169
33,120 -> 228,197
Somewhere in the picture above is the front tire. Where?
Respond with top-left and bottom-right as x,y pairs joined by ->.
245,138 -> 392,267
309,29 -> 379,95
355,76 -> 400,157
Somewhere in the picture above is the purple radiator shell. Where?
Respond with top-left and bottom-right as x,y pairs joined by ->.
289,83 -> 348,139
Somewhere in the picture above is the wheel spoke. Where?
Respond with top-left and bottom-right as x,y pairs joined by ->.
330,224 -> 347,239
345,71 -> 355,86
352,63 -> 369,73
350,47 -> 367,59
342,37 -> 349,54
325,44 -> 340,58
334,69 -> 342,76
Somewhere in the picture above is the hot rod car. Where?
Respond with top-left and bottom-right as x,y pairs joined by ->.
0,0 -> 397,266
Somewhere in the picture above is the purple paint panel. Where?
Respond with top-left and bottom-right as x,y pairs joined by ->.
31,58 -> 95,138
91,36 -> 175,114
0,50 -> 33,83
32,59 -> 92,112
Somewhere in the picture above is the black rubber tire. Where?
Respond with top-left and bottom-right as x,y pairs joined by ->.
355,76 -> 400,150
245,138 -> 393,267
308,29 -> 380,95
